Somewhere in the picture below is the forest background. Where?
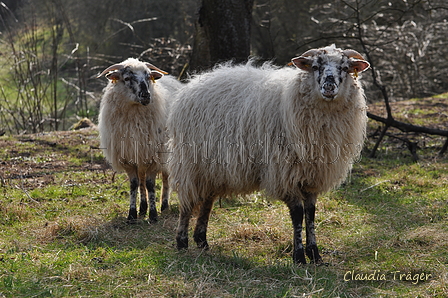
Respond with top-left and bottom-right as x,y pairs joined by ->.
0,0 -> 447,134
0,1 -> 447,296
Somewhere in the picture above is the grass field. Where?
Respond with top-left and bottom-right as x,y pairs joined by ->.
0,95 -> 447,297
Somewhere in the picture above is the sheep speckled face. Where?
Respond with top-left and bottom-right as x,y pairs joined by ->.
121,67 -> 152,106
312,54 -> 350,101
291,45 -> 370,102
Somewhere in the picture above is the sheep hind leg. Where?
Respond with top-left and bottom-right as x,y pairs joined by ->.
193,196 -> 215,249
160,171 -> 170,212
127,170 -> 139,223
303,192 -> 323,264
285,197 -> 307,264
146,173 -> 158,223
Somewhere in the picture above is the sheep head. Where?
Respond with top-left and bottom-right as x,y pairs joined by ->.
97,59 -> 167,106
291,44 -> 370,101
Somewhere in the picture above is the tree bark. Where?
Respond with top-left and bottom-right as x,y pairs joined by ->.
190,0 -> 254,71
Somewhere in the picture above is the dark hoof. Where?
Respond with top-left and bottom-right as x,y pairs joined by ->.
148,217 -> 158,224
176,236 -> 189,250
293,247 -> 307,264
306,245 -> 322,264
126,216 -> 138,224
195,238 -> 209,250
197,242 -> 209,250
161,200 -> 169,212
127,208 -> 138,223
148,208 -> 158,223
194,232 -> 209,250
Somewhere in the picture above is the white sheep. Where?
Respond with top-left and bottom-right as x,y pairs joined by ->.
97,58 -> 181,222
168,45 -> 370,264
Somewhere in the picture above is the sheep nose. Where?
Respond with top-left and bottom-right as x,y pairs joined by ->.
323,76 -> 337,92
138,82 -> 151,105
138,89 -> 150,99
321,76 -> 338,100
138,92 -> 151,106
324,75 -> 336,89
323,82 -> 336,92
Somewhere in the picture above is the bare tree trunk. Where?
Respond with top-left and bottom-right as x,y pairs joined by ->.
190,0 -> 254,71
48,0 -> 64,131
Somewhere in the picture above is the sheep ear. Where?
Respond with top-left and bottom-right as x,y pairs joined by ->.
105,71 -> 121,82
348,59 -> 370,73
291,57 -> 313,72
150,71 -> 164,81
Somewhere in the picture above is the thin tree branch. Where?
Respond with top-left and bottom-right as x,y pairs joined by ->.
367,112 -> 448,137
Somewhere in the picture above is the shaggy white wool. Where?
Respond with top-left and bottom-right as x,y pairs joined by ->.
98,58 -> 181,173
168,52 -> 367,211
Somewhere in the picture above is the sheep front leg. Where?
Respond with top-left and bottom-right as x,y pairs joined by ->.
138,170 -> 148,218
193,197 -> 215,249
160,171 -> 170,212
176,198 -> 194,250
303,192 -> 323,264
146,173 -> 158,223
285,198 -> 307,264
127,170 -> 139,222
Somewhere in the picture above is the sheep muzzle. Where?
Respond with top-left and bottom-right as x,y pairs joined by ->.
137,81 -> 151,105
321,76 -> 339,101
138,96 -> 151,106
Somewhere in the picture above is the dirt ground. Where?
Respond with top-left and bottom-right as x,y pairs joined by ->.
0,128 -> 107,189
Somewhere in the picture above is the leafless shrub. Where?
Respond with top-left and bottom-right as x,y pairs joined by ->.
0,1 -> 95,134
305,0 -> 448,101
138,37 -> 192,78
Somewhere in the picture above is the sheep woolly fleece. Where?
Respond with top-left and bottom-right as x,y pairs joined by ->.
98,58 -> 179,174
168,49 -> 368,209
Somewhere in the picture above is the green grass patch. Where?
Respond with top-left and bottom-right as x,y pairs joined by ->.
1,127 -> 448,297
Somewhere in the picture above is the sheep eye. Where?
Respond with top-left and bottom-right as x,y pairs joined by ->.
312,65 -> 319,71
342,66 -> 349,72
124,77 -> 130,81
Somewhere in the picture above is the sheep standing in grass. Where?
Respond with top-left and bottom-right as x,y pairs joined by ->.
98,58 -> 181,222
168,45 -> 370,264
